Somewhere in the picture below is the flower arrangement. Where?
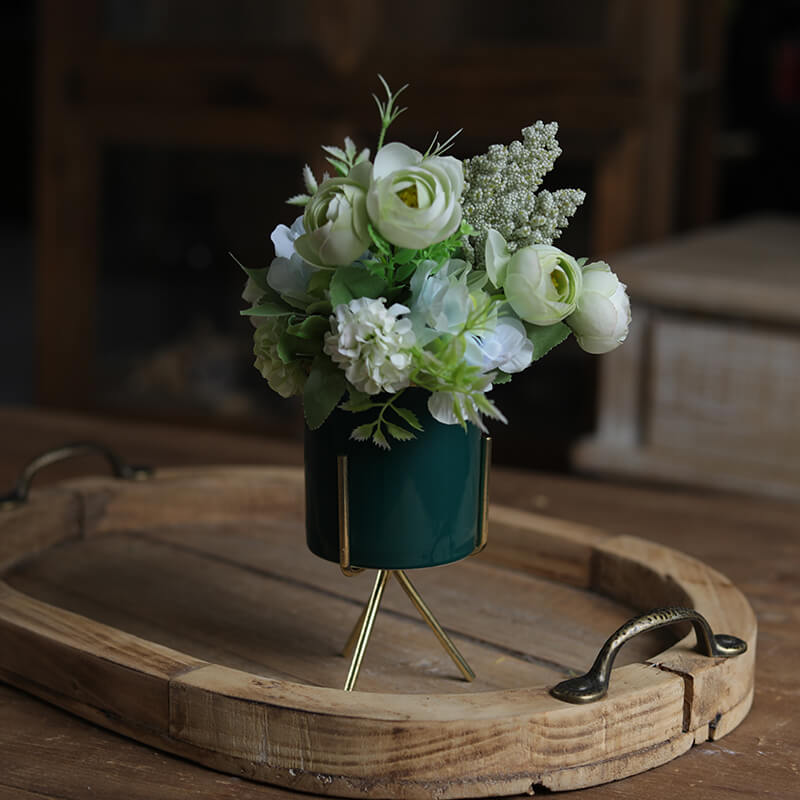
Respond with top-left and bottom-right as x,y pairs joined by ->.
239,77 -> 630,448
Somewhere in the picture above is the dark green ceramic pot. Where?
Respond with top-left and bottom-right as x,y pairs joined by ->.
304,389 -> 486,570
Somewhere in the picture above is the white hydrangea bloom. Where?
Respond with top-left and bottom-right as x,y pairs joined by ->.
324,297 -> 416,395
253,319 -> 307,398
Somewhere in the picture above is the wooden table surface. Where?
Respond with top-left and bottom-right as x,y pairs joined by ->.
0,406 -> 797,800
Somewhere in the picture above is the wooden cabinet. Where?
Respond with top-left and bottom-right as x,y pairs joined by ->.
573,216 -> 800,498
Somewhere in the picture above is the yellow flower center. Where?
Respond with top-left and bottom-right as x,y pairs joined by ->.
550,268 -> 567,296
397,185 -> 419,208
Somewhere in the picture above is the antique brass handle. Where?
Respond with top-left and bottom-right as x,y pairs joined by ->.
550,606 -> 747,704
1,442 -> 152,510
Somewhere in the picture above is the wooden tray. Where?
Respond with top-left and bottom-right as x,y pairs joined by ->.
0,466 -> 755,799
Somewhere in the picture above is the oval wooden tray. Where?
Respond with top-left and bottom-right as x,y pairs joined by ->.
0,466 -> 755,799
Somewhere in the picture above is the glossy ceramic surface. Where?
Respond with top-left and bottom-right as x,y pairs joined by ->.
304,389 -> 483,569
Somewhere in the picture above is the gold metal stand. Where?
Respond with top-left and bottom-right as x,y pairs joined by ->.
337,437 -> 490,692
342,569 -> 475,692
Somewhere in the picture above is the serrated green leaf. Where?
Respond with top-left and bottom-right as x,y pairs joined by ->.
350,423 -> 374,441
322,144 -> 347,161
393,405 -> 424,431
303,356 -> 346,429
302,164 -> 318,194
286,194 -> 310,206
329,265 -> 388,308
344,137 -> 356,159
325,156 -> 349,176
286,314 -> 329,340
493,371 -> 513,385
372,427 -> 390,450
525,321 -> 572,362
385,422 -> 415,441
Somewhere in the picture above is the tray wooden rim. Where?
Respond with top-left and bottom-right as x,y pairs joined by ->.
0,466 -> 756,799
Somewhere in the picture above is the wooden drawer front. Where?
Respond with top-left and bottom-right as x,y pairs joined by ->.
648,315 -> 800,465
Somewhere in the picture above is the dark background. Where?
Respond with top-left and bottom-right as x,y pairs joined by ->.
1,0 -> 798,469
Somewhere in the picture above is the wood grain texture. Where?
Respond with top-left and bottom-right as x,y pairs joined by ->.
0,465 -> 755,798
3,408 -> 795,800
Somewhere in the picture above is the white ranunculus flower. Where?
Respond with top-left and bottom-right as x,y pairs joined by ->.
253,319 -> 307,398
323,297 -> 416,395
504,244 -> 582,325
266,216 -> 318,305
464,317 -> 533,374
294,161 -> 372,267
567,261 -> 631,354
366,143 -> 463,249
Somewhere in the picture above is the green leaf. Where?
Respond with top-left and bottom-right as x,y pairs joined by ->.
302,164 -> 318,194
525,321 -> 572,362
394,261 -> 417,283
305,300 -> 332,316
340,388 -> 375,413
286,194 -> 310,206
385,422 -> 415,442
325,156 -> 349,176
276,331 -> 295,364
329,265 -> 388,307
467,270 -> 489,291
241,300 -> 292,317
394,248 -> 416,265
493,371 -> 513,385
303,356 -> 346,429
367,223 -> 392,256
372,426 -> 390,450
307,270 -> 332,294
350,423 -> 374,442
322,144 -> 347,161
393,405 -> 424,431
230,253 -> 274,294
286,314 -> 329,340
281,293 -> 311,311
278,330 -> 322,363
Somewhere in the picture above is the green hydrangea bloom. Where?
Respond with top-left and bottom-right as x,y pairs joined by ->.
253,319 -> 307,398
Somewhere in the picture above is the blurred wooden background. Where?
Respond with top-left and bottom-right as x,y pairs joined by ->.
32,0 -> 731,469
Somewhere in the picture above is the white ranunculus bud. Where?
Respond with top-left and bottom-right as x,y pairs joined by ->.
366,143 -> 463,249
503,244 -> 582,325
567,261 -> 631,354
294,162 -> 372,267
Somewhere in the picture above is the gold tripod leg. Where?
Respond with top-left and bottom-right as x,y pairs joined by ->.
343,569 -> 390,692
342,571 -> 394,658
394,569 -> 475,682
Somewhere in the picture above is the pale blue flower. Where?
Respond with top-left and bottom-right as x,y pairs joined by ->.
267,216 -> 319,305
407,259 -> 472,345
464,317 -> 533,374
